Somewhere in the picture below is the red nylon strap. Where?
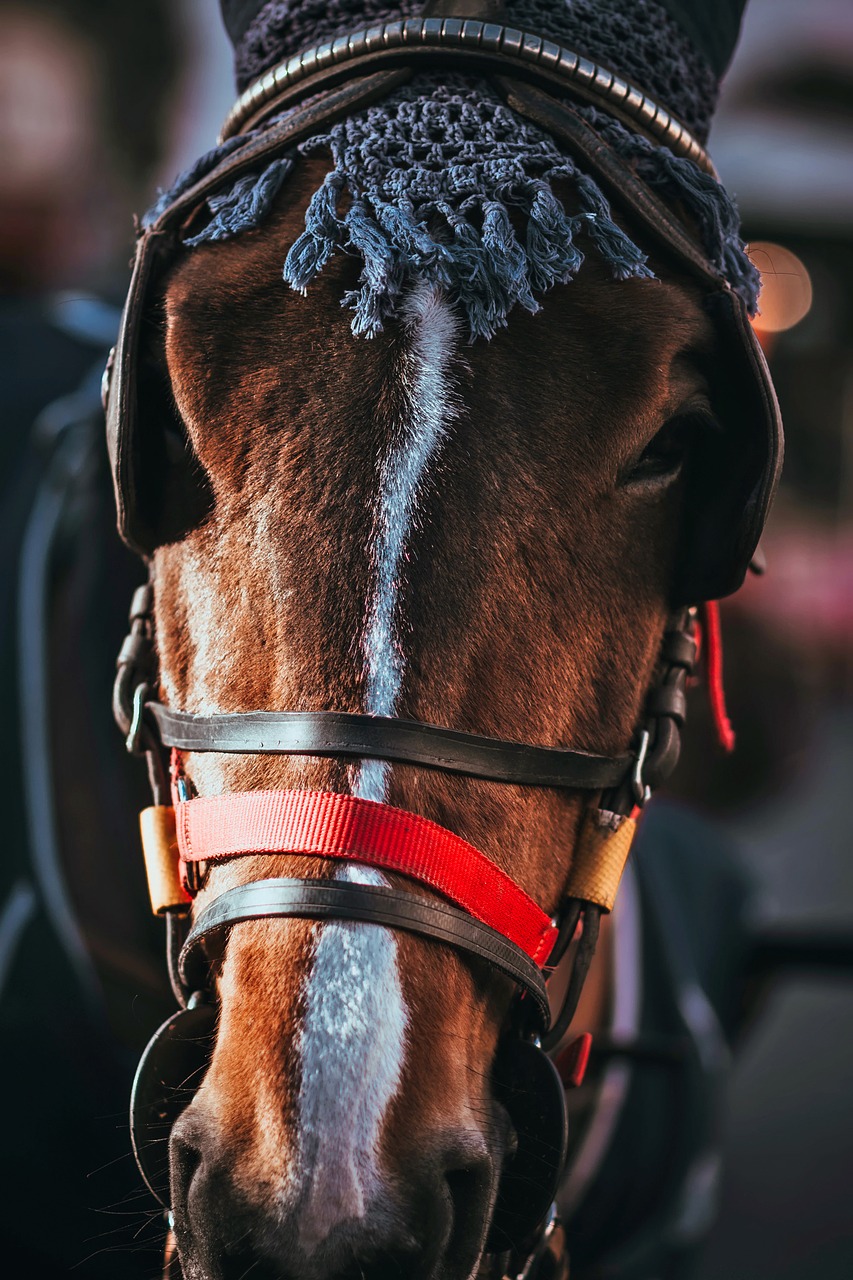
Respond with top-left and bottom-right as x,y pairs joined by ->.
176,789 -> 558,965
699,601 -> 736,753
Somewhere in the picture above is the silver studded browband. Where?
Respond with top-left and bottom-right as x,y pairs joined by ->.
219,17 -> 713,174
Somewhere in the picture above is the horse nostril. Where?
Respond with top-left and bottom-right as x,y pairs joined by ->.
446,1165 -> 479,1220
168,1116 -> 271,1279
444,1147 -> 495,1265
169,1117 -> 205,1215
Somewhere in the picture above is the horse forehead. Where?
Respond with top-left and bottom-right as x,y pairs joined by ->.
162,184 -> 710,399
164,276 -> 705,476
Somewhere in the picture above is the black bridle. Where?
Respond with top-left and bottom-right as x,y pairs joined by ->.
217,12 -> 715,172
117,578 -> 698,1263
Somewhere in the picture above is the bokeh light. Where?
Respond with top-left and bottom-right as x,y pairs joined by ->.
748,240 -> 814,333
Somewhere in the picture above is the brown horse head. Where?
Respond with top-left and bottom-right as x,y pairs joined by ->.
143,154 -> 733,1280
109,6 -> 780,1277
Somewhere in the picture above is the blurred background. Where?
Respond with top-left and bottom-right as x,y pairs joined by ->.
0,0 -> 850,1276
681,2 -> 853,1277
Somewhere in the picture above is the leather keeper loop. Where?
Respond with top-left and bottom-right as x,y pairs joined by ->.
563,809 -> 636,911
659,629 -> 696,669
117,631 -> 150,668
645,684 -> 687,725
140,806 -> 190,915
130,583 -> 154,620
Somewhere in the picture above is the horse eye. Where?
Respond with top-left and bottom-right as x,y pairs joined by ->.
622,410 -> 715,487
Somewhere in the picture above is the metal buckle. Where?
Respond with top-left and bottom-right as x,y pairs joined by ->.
126,682 -> 151,754
631,727 -> 652,807
504,1203 -> 568,1280
174,776 -> 208,894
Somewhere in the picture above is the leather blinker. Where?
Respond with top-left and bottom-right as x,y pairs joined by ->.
487,1037 -> 569,1254
130,998 -> 217,1207
105,230 -> 214,555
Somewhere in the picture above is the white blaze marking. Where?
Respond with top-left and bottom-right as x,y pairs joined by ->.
295,863 -> 407,1253
295,285 -> 458,1249
362,285 -> 458,717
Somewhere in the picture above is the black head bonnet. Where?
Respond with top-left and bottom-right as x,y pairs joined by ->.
105,0 -> 782,604
226,0 -> 738,141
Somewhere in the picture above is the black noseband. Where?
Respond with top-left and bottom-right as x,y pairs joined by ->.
180,877 -> 551,1026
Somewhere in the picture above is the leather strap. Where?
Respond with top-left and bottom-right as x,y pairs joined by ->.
179,877 -> 550,1026
140,805 -> 190,915
174,788 -> 559,963
147,704 -> 630,790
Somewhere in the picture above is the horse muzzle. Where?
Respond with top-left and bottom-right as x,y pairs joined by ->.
132,998 -> 567,1279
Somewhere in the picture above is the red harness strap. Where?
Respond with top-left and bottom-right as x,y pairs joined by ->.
698,601 -> 736,753
176,789 -> 559,965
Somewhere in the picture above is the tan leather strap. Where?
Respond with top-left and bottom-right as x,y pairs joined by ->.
140,806 -> 190,915
564,809 -> 637,911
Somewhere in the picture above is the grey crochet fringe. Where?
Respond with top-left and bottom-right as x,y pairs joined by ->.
144,78 -> 758,342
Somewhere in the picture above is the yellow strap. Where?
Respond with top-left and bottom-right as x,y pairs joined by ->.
564,809 -> 637,912
139,805 -> 190,915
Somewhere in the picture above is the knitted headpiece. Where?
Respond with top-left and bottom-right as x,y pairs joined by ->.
227,0 -> 733,141
146,1 -> 758,340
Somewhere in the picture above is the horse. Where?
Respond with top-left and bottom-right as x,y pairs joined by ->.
102,2 -> 782,1277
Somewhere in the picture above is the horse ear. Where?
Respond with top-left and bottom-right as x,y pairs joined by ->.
662,0 -> 749,80
672,292 -> 783,606
105,231 -> 213,556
